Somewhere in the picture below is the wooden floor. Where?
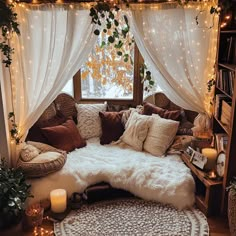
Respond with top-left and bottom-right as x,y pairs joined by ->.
208,215 -> 230,236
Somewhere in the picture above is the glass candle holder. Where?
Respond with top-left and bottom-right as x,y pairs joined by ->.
25,203 -> 44,228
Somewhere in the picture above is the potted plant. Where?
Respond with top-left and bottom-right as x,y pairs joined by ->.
0,158 -> 32,230
227,177 -> 236,236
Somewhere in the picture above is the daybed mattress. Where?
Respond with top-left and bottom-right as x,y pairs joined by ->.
28,138 -> 195,209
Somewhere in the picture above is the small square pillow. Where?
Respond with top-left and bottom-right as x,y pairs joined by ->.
120,111 -> 152,151
20,144 -> 41,162
99,111 -> 124,145
142,102 -> 181,121
143,114 -> 179,156
76,103 -> 107,139
41,119 -> 86,152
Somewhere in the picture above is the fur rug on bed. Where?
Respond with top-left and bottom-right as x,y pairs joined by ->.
28,138 -> 195,209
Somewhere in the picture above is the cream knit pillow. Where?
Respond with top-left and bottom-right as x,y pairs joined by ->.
120,111 -> 152,151
76,103 -> 107,139
144,114 -> 179,156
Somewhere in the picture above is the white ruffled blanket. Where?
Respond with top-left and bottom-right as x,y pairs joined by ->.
28,138 -> 195,209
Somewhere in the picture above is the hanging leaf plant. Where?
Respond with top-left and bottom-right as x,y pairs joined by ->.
0,0 -> 20,67
90,1 -> 134,64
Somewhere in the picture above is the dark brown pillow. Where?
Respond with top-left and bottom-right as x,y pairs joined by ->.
99,111 -> 124,145
26,112 -> 67,143
41,119 -> 86,152
142,102 -> 181,121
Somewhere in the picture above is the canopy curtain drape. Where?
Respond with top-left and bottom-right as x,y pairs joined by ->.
128,1 -> 218,114
4,4 -> 97,166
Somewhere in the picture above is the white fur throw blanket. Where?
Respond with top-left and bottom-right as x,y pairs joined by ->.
28,138 -> 195,209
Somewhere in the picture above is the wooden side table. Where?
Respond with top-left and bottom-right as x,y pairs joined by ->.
181,153 -> 223,216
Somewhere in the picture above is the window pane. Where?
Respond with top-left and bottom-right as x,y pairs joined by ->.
80,14 -> 134,99
62,79 -> 73,96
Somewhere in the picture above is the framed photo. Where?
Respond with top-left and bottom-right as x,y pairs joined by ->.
191,151 -> 207,170
185,146 -> 207,169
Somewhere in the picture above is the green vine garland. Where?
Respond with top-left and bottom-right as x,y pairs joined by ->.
8,112 -> 21,144
0,0 -> 20,67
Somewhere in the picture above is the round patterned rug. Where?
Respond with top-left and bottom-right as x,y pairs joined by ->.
54,198 -> 209,236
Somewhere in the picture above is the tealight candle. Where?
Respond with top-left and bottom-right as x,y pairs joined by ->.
50,189 -> 67,213
208,170 -> 217,179
202,148 -> 218,170
24,203 -> 44,228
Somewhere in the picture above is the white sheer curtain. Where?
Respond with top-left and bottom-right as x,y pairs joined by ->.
4,4 -> 97,165
128,2 -> 218,114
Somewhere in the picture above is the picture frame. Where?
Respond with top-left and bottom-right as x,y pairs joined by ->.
185,146 -> 207,170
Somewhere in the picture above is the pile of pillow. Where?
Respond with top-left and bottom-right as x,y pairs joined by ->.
19,101 -> 195,178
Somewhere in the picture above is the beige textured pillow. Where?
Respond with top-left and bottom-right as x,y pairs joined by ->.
76,103 -> 107,139
120,111 -> 152,151
20,144 -> 40,162
143,114 -> 179,156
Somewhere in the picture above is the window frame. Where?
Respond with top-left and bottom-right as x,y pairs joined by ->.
73,45 -> 144,106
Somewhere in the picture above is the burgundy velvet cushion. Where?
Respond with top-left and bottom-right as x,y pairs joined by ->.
41,119 -> 86,152
26,112 -> 67,143
142,102 -> 181,121
99,111 -> 125,145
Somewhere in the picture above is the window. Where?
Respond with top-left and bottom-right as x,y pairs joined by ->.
63,16 -> 145,105
80,33 -> 135,100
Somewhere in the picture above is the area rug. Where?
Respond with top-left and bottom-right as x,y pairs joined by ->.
54,198 -> 209,236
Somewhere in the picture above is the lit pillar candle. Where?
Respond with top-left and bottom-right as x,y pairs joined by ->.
50,189 -> 67,213
202,148 -> 218,170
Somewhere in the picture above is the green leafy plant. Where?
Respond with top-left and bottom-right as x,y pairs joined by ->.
8,111 -> 21,144
140,63 -> 155,92
0,158 -> 32,229
0,0 -> 20,67
90,1 -> 133,63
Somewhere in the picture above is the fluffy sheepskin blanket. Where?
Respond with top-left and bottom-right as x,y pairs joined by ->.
28,138 -> 195,209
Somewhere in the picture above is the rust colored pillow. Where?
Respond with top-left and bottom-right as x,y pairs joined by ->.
99,111 -> 124,145
26,112 -> 67,143
142,102 -> 181,121
41,119 -> 86,152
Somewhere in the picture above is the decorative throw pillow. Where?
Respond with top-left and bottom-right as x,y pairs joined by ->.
26,111 -> 67,143
99,111 -> 124,145
167,135 -> 196,154
120,111 -> 152,151
142,102 -> 181,121
143,114 -> 179,156
41,119 -> 86,152
20,144 -> 41,162
76,103 -> 107,139
121,105 -> 143,128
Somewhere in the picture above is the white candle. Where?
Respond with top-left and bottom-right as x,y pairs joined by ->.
202,148 -> 218,170
50,189 -> 67,213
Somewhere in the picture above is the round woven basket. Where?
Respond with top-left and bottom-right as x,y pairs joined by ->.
228,189 -> 236,236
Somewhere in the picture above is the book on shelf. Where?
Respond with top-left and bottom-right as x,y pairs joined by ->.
215,133 -> 228,153
221,100 -> 231,127
217,69 -> 235,96
214,94 -> 231,119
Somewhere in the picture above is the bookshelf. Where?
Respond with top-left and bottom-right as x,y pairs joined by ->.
213,3 -> 236,214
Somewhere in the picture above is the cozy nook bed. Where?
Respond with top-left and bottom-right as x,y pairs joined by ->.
19,92 -> 198,210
